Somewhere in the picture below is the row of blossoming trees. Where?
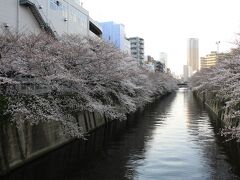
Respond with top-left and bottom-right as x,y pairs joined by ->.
190,46 -> 240,141
0,32 -> 177,138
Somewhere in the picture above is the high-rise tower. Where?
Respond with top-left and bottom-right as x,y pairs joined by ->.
187,38 -> 199,75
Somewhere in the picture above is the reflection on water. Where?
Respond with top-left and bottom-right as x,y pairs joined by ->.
3,88 -> 240,180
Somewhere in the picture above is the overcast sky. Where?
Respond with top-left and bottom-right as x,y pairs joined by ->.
83,0 -> 240,75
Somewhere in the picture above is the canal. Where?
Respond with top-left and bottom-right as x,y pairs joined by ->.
3,88 -> 240,180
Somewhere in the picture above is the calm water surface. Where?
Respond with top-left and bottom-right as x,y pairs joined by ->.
4,88 -> 240,180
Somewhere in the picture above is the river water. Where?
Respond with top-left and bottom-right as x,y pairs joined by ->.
3,88 -> 240,180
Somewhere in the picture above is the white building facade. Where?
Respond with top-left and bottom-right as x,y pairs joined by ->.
128,37 -> 144,65
183,65 -> 189,82
0,0 -> 102,37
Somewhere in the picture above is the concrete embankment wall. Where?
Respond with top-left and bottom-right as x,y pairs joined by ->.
192,90 -> 229,127
193,90 -> 240,167
0,111 -> 108,175
0,91 -> 174,175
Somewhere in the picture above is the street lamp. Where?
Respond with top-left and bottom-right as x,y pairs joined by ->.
216,41 -> 220,61
216,41 -> 220,54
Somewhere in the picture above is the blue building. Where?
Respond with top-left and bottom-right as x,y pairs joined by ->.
99,21 -> 130,52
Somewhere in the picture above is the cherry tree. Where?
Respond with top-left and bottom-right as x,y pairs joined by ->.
190,48 -> 240,141
0,31 -> 177,137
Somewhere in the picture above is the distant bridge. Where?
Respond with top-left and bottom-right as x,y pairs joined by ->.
177,83 -> 189,88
